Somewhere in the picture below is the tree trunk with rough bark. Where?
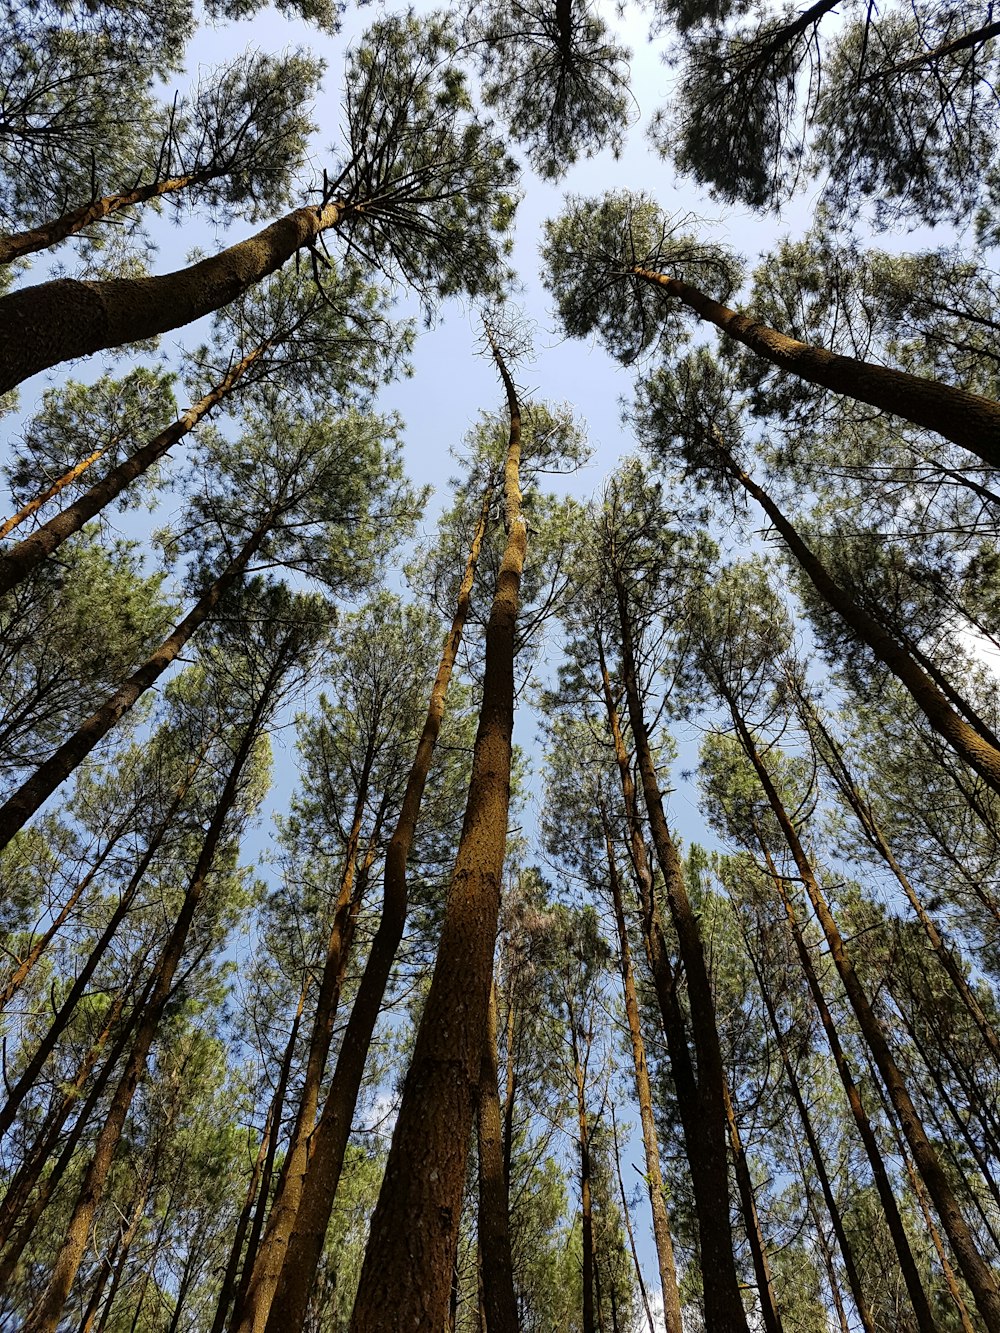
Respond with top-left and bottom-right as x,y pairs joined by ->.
477,978 -> 519,1333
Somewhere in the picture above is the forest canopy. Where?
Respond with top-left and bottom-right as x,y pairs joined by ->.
1,1 -> 1000,1331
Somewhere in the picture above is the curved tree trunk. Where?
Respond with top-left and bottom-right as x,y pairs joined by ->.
349,326 -> 525,1332
0,201 -> 345,393
633,265 -> 1000,469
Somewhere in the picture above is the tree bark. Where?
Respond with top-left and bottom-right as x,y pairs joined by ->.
887,18 -> 1000,76
0,343 -> 267,598
731,704 -> 1000,1333
633,265 -> 1000,470
477,978 -> 519,1333
714,446 -> 1000,795
0,505 -> 277,851
722,1076 -> 783,1333
349,326 -> 525,1332
0,201 -> 346,393
0,448 -> 105,541
607,591 -> 751,1333
602,822 -> 684,1333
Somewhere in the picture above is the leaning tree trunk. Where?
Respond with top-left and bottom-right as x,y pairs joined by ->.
0,201 -> 348,393
607,597 -> 751,1333
602,822 -> 684,1333
633,265 -> 1000,469
569,1002 -> 596,1333
0,447 -> 105,542
0,342 -> 267,598
20,652 -> 286,1333
722,1076 -> 783,1333
729,700 -> 1000,1333
0,503 -> 278,851
713,444 -> 1000,795
349,328 -> 526,1332
268,485 -> 490,1333
477,978 -> 519,1333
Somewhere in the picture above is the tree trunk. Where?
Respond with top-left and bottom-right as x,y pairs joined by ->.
20,654 -> 285,1333
609,1102 -> 657,1333
0,343 -> 267,598
0,447 -> 105,541
740,911 -> 875,1333
477,978 -> 519,1333
210,1103 -> 278,1333
0,171 -> 213,266
633,265 -> 1000,469
0,201 -> 346,393
731,704 -> 1000,1333
569,1001 -> 596,1333
349,326 -> 525,1332
715,447 -> 1000,795
753,829 -> 938,1333
722,1077 -> 783,1333
887,18 -> 1000,76
607,592 -> 750,1333
602,822 -> 684,1333
0,505 -> 277,851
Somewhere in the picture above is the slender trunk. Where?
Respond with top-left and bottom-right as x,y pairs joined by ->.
0,201 -> 347,393
477,978 -> 519,1333
78,1157 -> 153,1333
722,1077 -> 783,1333
0,448 -> 105,541
0,506 -> 276,851
350,328 -> 526,1332
609,1104 -> 656,1333
0,344 -> 267,598
0,171 -> 214,266
713,447 -> 1000,794
501,970 -> 518,1190
633,265 -> 1000,469
0,735 -> 213,1138
803,1181 -> 851,1333
210,1104 -> 278,1333
272,483 -> 491,1333
730,703 -> 1000,1332
237,747 -> 378,1333
753,830 -> 937,1332
603,823 -> 683,1333
231,979 -> 310,1327
905,1154 -> 977,1333
608,590 -> 750,1333
740,911 -> 875,1333
797,688 -> 1000,1065
570,1004 -> 596,1333
21,659 -> 283,1333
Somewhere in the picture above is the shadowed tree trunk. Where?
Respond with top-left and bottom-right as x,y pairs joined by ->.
601,819 -> 683,1333
0,447 -> 105,541
0,201 -> 348,393
568,994 -> 596,1333
633,265 -> 1000,469
603,594 -> 751,1333
349,323 -> 526,1332
722,1075 -> 783,1333
477,978 -> 519,1333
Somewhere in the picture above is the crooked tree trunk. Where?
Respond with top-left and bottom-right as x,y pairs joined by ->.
606,597 -> 750,1333
0,201 -> 347,393
21,652 -> 286,1333
714,447 -> 1000,795
633,266 -> 1000,470
0,505 -> 277,852
349,329 -> 525,1332
731,703 -> 1000,1333
0,171 -> 216,267
477,978 -> 519,1333
602,822 -> 683,1333
0,343 -> 267,598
